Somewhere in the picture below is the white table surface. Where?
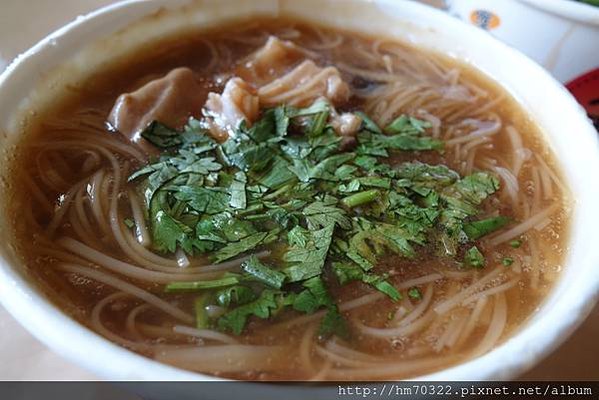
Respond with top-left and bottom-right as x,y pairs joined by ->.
0,0 -> 597,381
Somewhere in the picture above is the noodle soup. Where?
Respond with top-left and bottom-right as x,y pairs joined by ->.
7,18 -> 569,380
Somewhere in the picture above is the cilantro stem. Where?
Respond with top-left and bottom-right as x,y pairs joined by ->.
194,293 -> 211,329
263,182 -> 295,201
171,199 -> 187,219
341,189 -> 379,208
165,275 -> 240,292
237,203 -> 264,216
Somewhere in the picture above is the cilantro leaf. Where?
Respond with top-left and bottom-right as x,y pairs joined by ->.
221,135 -> 274,172
292,276 -> 332,314
446,172 -> 500,205
332,262 -> 364,284
309,130 -> 343,161
215,285 -> 257,308
178,157 -> 222,175
195,213 -> 255,246
217,289 -> 281,334
408,287 -> 422,300
274,106 -> 290,137
229,171 -> 247,209
292,277 -> 349,339
256,156 -> 296,189
319,306 -> 349,339
149,190 -> 200,254
334,164 -> 359,181
355,111 -> 382,134
349,223 -> 416,266
438,172 -> 501,256
332,262 -> 400,301
356,115 -> 443,153
363,275 -> 401,301
375,134 -> 444,152
463,216 -> 510,240
464,246 -> 485,268
151,209 -> 190,253
140,121 -> 184,148
283,225 -> 335,282
213,231 -> 275,264
395,162 -> 459,196
303,199 -> 351,230
245,109 -> 277,143
175,186 -> 229,215
502,257 -> 514,267
289,153 -> 355,182
385,115 -> 432,135
129,163 -> 179,205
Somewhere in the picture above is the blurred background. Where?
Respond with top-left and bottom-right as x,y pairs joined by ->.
0,0 -> 597,380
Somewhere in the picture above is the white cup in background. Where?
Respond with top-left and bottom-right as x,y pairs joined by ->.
446,0 -> 599,84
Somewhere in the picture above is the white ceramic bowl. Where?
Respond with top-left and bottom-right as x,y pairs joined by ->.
0,0 -> 598,388
448,0 -> 599,83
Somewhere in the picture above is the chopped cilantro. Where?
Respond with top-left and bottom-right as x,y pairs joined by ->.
355,111 -> 382,134
510,239 -> 522,248
194,294 -> 211,329
464,216 -> 510,240
241,255 -> 286,289
465,246 -> 485,268
175,186 -> 229,215
385,115 -> 432,135
292,276 -> 333,314
128,105 -> 505,337
332,262 -> 400,301
502,257 -> 514,267
341,189 -> 379,208
228,171 -> 247,209
362,275 -> 401,301
319,305 -> 349,339
140,121 -> 186,148
302,199 -> 351,230
165,274 -> 241,292
217,289 -> 282,335
283,225 -> 334,282
408,287 -> 423,300
256,156 -> 296,189
213,231 -> 276,263
215,285 -> 257,308
150,200 -> 194,253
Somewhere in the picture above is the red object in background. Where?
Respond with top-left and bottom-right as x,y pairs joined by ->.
567,68 -> 599,131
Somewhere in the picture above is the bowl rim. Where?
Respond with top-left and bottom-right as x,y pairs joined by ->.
518,0 -> 599,25
0,0 -> 598,383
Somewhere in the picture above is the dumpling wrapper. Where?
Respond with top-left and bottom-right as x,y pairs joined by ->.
108,67 -> 205,154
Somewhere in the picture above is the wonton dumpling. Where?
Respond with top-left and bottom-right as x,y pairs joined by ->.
236,36 -> 306,85
203,77 -> 260,141
258,60 -> 350,107
108,67 -> 205,154
237,36 -> 351,108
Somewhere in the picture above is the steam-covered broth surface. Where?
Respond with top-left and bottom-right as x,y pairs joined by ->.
8,18 -> 569,380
